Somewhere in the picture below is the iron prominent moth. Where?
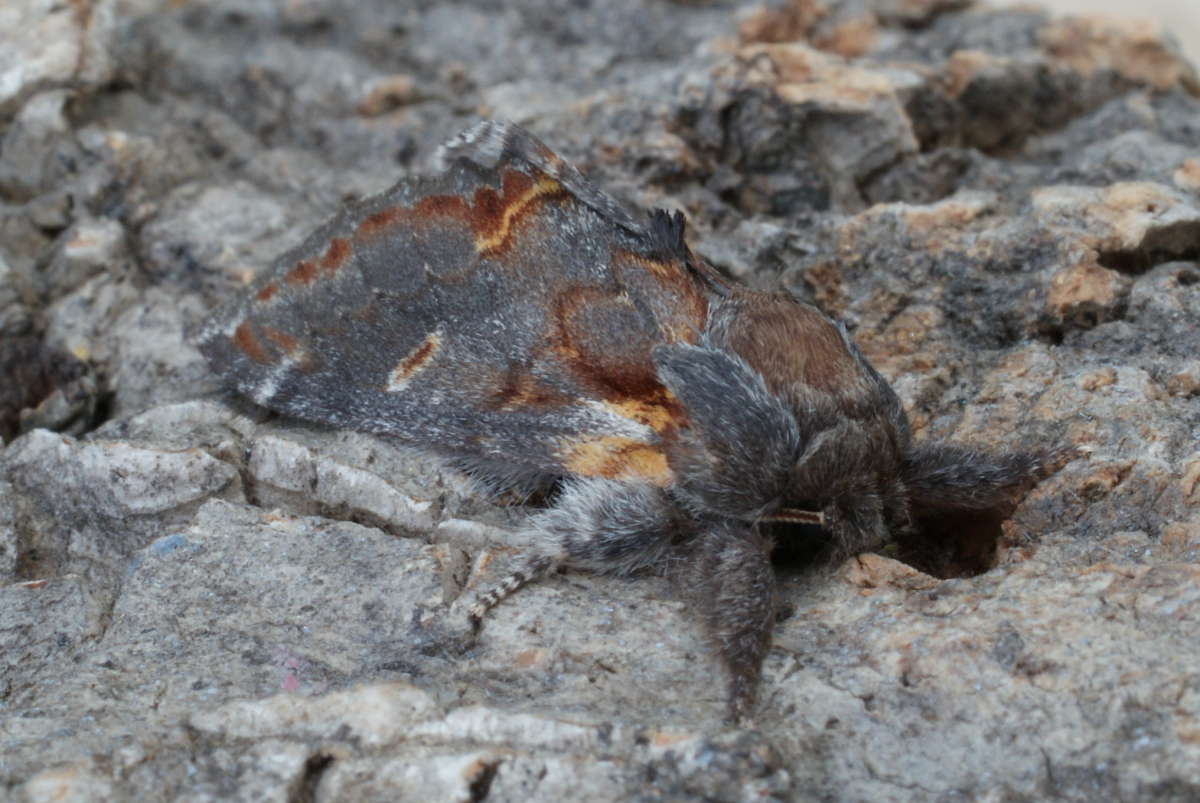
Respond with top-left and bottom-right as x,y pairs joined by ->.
198,121 -> 1045,720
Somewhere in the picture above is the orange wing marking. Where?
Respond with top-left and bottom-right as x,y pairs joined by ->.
353,170 -> 565,258
474,174 -> 565,255
601,391 -> 685,435
559,436 -> 673,486
387,331 -> 442,392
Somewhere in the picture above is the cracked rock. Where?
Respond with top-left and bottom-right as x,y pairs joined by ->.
2,0 -> 1199,800
0,0 -> 118,119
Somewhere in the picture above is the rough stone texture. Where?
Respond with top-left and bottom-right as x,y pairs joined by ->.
0,1 -> 118,120
1,0 -> 1199,800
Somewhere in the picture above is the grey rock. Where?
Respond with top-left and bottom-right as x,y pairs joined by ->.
136,181 -> 301,287
2,0 -> 1200,800
16,367 -> 99,437
245,433 -> 438,534
42,275 -> 139,370
0,429 -> 239,589
1,573 -> 106,691
42,216 -> 128,302
0,0 -> 117,119
0,482 -> 16,583
0,90 -> 77,202
0,248 -> 34,338
107,288 -> 214,417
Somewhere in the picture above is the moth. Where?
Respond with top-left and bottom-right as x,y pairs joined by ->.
197,121 -> 1046,721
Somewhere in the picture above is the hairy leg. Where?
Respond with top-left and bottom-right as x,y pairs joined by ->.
671,521 -> 776,723
902,443 -> 1050,514
459,478 -> 687,628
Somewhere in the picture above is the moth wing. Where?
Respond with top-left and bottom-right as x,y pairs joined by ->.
197,122 -> 710,488
436,120 -> 642,234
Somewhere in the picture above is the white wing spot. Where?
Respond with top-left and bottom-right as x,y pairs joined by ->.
251,356 -> 298,405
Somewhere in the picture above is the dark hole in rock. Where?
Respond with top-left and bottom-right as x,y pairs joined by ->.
1097,220 -> 1200,275
1070,308 -> 1101,330
0,337 -> 102,443
1034,319 -> 1066,345
14,537 -> 71,582
293,752 -> 335,803
769,508 -> 1006,580
14,547 -> 45,581
894,507 -> 1007,579
467,759 -> 502,803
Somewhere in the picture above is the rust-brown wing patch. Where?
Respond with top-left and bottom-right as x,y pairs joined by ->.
285,258 -> 319,286
488,361 -> 575,410
229,319 -> 312,370
232,321 -> 271,364
601,393 -> 684,436
255,281 -> 279,303
261,326 -> 300,355
553,394 -> 684,483
610,248 -> 708,346
473,173 -> 564,255
320,237 -> 352,271
725,295 -> 860,397
285,236 -> 354,287
354,170 -> 567,259
544,279 -> 695,431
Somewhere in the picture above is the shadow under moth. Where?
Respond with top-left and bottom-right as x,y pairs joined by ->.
198,120 -> 1047,721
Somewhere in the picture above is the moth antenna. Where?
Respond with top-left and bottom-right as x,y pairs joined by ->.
761,509 -> 825,526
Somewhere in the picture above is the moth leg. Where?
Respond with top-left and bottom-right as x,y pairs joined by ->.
902,443 -> 1051,514
672,521 -> 776,723
465,554 -> 557,629
458,478 -> 684,629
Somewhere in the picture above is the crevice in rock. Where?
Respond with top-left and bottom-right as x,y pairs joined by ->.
881,2 -> 973,32
895,507 -> 1006,579
11,509 -> 68,582
1033,323 -> 1065,347
0,336 -> 106,444
233,443 -> 262,510
769,514 -> 1000,580
854,152 -> 914,205
858,148 -> 973,205
290,751 -> 335,803
1035,294 -> 1131,342
1096,221 -> 1200,275
467,758 -> 502,802
314,501 -> 415,541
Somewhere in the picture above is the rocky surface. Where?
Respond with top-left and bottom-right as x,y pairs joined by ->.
2,0 -> 1199,800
